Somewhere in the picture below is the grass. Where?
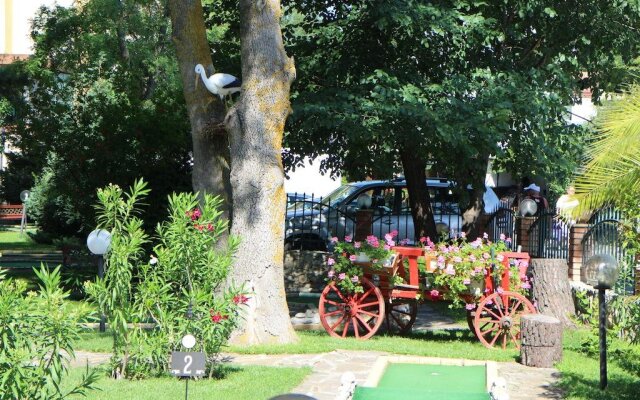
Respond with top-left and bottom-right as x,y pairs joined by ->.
64,364 -> 311,400
0,227 -> 56,252
76,329 -> 519,362
556,329 -> 640,399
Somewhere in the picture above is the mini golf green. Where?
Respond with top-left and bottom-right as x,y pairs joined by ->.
353,363 -> 489,400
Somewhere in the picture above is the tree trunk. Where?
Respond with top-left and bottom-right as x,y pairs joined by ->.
224,0 -> 297,344
520,314 -> 563,368
168,0 -> 232,218
460,154 -> 491,239
529,258 -> 576,328
399,147 -> 437,240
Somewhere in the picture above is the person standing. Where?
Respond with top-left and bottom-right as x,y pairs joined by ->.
522,183 -> 549,213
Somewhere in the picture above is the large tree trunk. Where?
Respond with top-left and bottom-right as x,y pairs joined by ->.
225,0 -> 297,344
168,0 -> 232,218
460,154 -> 491,239
399,147 -> 437,240
529,258 -> 576,328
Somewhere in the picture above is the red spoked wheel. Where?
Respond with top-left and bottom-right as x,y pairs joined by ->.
318,277 -> 385,339
384,300 -> 418,335
473,291 -> 536,350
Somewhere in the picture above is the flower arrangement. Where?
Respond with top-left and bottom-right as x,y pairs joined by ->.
424,232 -> 529,308
326,231 -> 398,293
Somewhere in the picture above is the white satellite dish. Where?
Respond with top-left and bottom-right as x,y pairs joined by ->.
519,198 -> 538,217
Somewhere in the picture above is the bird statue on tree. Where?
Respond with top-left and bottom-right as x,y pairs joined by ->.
194,64 -> 242,100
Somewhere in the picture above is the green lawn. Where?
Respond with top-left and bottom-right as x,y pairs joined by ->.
76,329 -> 520,362
556,329 -> 640,400
0,228 -> 56,252
64,364 -> 311,400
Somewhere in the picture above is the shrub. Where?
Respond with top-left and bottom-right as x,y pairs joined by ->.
85,180 -> 246,379
0,266 -> 98,399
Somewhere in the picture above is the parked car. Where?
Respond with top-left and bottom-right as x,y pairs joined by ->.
284,178 -> 498,250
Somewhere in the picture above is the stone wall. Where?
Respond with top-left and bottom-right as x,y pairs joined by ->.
283,250 -> 330,294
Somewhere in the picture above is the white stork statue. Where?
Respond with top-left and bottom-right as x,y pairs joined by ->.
194,64 -> 241,99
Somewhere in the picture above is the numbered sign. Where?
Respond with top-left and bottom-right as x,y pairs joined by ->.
170,351 -> 206,377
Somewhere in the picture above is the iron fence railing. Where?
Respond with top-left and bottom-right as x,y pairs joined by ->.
484,207 -> 516,244
528,212 -> 571,259
581,219 -> 635,295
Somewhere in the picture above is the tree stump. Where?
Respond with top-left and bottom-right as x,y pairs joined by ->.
520,314 -> 562,368
529,258 -> 575,328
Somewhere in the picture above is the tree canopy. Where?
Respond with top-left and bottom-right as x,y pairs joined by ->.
0,0 -> 192,235
281,0 -> 640,237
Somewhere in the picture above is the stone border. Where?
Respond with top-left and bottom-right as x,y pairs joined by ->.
363,355 -> 498,392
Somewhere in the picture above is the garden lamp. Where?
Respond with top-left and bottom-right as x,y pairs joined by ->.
87,229 -> 112,332
584,254 -> 618,390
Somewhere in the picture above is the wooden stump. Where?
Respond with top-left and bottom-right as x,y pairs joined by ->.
520,314 -> 562,368
530,258 -> 576,328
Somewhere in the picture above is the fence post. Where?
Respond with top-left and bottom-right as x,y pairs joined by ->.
568,224 -> 589,282
517,217 -> 535,254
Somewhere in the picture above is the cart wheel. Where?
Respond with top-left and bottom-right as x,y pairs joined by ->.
384,300 -> 418,335
318,277 -> 385,339
473,291 -> 536,350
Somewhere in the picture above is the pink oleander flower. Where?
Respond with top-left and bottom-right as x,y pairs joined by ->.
366,235 -> 379,246
452,256 -> 462,263
437,255 -> 445,263
351,275 -> 359,283
349,255 -> 357,262
483,232 -> 488,239
474,267 -> 483,274
500,233 -> 506,241
460,232 -> 466,238
469,255 -> 476,262
496,287 -> 504,294
521,282 -> 531,289
496,254 -> 504,262
463,278 -> 471,285
470,270 -> 476,277
384,233 -> 393,242
331,237 -> 339,243
484,288 -> 491,293
521,261 -> 529,268
386,240 -> 396,247
445,265 -> 456,275
419,236 -> 427,244
399,239 -> 410,246
482,252 -> 490,259
354,241 -> 361,249
328,270 -> 335,278
327,257 -> 335,266
486,300 -> 493,305
384,245 -> 391,251
465,303 -> 476,310
430,290 -> 440,298
338,273 -> 346,280
390,230 -> 398,237
344,235 -> 352,242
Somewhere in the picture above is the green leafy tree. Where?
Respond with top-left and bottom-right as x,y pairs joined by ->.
0,267 -> 99,399
282,0 -> 640,238
1,0 -> 192,234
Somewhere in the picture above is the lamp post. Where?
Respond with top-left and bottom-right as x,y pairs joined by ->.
584,254 -> 618,390
87,229 -> 112,332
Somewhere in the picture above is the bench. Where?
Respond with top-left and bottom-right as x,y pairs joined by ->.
0,204 -> 23,222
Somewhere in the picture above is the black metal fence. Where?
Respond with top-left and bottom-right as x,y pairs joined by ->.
484,207 -> 516,244
582,215 -> 635,295
528,211 -> 571,259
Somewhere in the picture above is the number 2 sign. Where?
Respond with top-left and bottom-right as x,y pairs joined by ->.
170,351 -> 206,377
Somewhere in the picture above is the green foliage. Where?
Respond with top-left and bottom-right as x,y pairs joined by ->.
282,0 -> 640,198
0,0 -> 191,235
0,267 -> 99,399
85,180 -> 245,379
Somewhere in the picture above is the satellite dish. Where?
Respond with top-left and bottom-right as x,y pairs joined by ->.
20,190 -> 30,202
519,198 -> 538,217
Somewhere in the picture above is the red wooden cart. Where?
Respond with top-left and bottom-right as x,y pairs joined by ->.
318,246 -> 537,349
